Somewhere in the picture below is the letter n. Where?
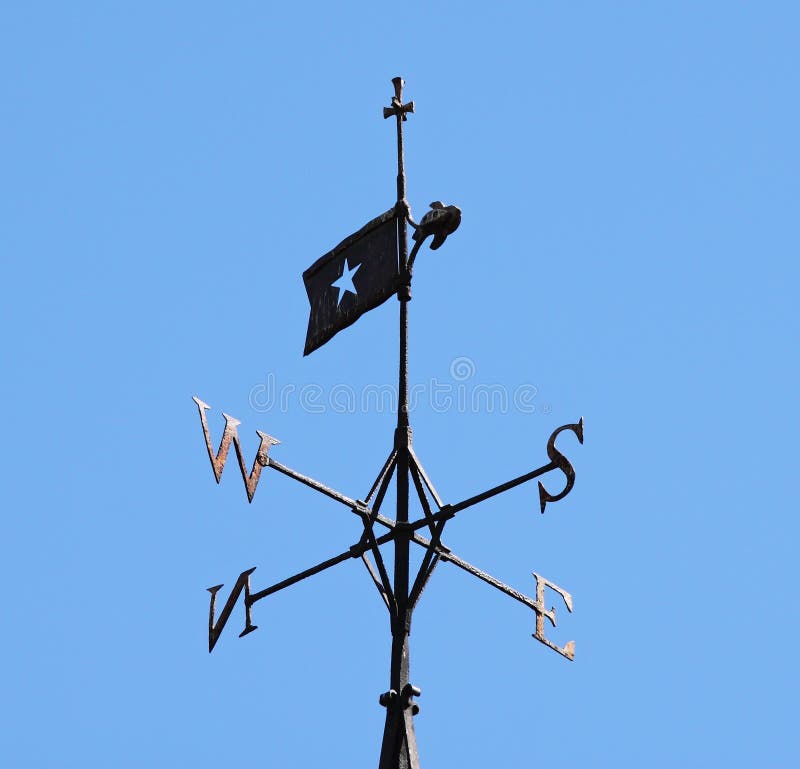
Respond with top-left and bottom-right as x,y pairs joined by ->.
207,567 -> 258,652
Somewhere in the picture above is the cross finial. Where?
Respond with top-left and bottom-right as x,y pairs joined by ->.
383,76 -> 414,212
383,76 -> 414,121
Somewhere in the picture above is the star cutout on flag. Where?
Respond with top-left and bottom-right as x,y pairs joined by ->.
331,260 -> 360,305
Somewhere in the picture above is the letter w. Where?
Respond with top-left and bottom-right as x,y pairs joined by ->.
192,396 -> 280,502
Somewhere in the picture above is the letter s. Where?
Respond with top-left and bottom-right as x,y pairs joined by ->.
538,418 -> 584,513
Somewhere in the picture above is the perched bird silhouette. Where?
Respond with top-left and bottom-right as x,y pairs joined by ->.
412,201 -> 462,250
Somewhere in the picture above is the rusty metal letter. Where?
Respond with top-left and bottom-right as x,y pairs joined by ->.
192,396 -> 280,503
207,567 -> 259,652
531,572 -> 575,660
538,418 -> 584,513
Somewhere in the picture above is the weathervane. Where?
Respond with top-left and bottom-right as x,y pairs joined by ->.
193,77 -> 584,769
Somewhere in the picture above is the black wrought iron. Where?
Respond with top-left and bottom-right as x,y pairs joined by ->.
193,77 -> 584,769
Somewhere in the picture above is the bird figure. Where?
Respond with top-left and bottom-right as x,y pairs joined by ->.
412,201 -> 462,250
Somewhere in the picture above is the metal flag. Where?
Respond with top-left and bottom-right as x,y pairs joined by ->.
302,207 -> 399,355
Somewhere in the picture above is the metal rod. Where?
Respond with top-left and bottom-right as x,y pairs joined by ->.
248,548 -> 358,605
402,529 -> 539,614
361,552 -> 392,611
361,456 -> 398,611
266,458 -> 359,509
409,460 -> 438,536
408,447 -> 443,508
362,523 -> 397,615
408,463 -> 447,609
436,550 -> 540,613
366,450 -> 398,505
371,454 -> 397,516
409,553 -> 441,607
445,460 -> 558,516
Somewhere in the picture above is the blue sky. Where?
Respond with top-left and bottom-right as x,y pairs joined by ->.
2,3 -> 798,768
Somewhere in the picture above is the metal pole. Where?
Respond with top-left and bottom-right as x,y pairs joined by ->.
379,76 -> 420,769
